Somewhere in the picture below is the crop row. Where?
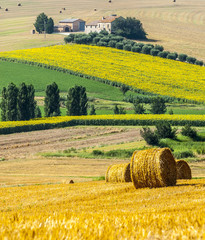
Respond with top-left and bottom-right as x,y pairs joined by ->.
0,114 -> 205,134
0,44 -> 204,102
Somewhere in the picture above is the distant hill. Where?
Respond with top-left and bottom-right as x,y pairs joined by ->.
0,0 -> 204,61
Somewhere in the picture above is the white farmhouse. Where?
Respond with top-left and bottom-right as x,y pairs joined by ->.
85,15 -> 120,34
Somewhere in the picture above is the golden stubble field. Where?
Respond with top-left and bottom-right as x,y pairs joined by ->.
0,126 -> 204,187
0,0 -> 204,61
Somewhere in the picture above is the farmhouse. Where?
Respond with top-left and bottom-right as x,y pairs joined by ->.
85,15 -> 121,34
54,18 -> 85,32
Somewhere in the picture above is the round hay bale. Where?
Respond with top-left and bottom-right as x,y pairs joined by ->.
176,160 -> 192,179
131,148 -> 177,188
106,163 -> 131,183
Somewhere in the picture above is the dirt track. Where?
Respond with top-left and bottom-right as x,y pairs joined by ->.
0,126 -> 142,160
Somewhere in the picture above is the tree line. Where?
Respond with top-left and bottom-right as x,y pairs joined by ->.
0,82 -> 92,122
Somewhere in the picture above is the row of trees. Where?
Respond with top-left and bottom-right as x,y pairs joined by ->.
114,97 -> 167,115
1,83 -> 41,121
64,31 -> 204,66
0,83 -> 90,121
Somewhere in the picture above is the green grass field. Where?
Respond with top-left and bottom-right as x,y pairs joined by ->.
1,60 -> 205,116
0,61 -> 128,101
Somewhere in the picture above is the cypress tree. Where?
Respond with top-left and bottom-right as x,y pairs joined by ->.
1,87 -> 7,121
89,105 -> 96,115
44,82 -> 60,117
17,83 -> 30,120
66,85 -> 88,116
80,86 -> 88,115
27,84 -> 36,119
6,83 -> 18,121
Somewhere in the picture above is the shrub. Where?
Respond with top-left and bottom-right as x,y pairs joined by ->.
97,41 -> 107,47
150,97 -> 167,114
158,51 -> 170,58
93,37 -> 101,44
99,30 -> 109,35
135,43 -> 144,48
195,60 -> 204,66
178,54 -> 187,62
110,36 -> 124,42
155,121 -> 177,139
181,125 -> 197,139
115,42 -> 123,49
131,46 -> 141,53
108,40 -> 117,48
92,150 -> 104,156
167,53 -> 177,60
154,45 -> 164,52
186,56 -> 196,64
140,127 -> 159,145
150,49 -> 160,56
64,36 -> 73,43
101,37 -> 110,43
123,44 -> 132,51
173,150 -> 194,159
133,101 -> 145,114
141,45 -> 152,54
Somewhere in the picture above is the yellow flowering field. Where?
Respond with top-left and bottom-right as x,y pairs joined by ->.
0,114 -> 205,129
0,179 -> 205,239
0,44 -> 205,102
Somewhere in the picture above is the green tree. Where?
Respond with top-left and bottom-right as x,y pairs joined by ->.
150,97 -> 167,114
34,105 -> 42,118
80,87 -> 88,116
112,17 -> 147,40
1,87 -> 7,121
155,121 -> 177,139
120,84 -> 129,95
133,100 -> 145,114
6,83 -> 18,121
89,105 -> 96,115
113,105 -> 119,114
34,12 -> 48,34
140,127 -> 159,145
17,83 -> 30,120
44,82 -> 61,117
27,84 -> 36,119
66,86 -> 88,116
181,125 -> 197,140
45,17 -> 54,34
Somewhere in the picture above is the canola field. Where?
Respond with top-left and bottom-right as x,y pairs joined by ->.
0,44 -> 205,102
0,180 -> 205,239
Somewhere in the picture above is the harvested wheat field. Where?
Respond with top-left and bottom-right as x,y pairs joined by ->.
0,126 -> 204,187
0,126 -> 142,186
0,179 -> 205,239
0,0 -> 204,61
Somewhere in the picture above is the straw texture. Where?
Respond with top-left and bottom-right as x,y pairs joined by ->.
105,163 -> 131,183
131,148 -> 177,188
176,160 -> 192,179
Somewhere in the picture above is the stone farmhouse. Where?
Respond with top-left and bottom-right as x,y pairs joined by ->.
85,15 -> 120,34
54,19 -> 85,32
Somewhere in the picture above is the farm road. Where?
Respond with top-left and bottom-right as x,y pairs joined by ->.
0,126 -> 142,160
